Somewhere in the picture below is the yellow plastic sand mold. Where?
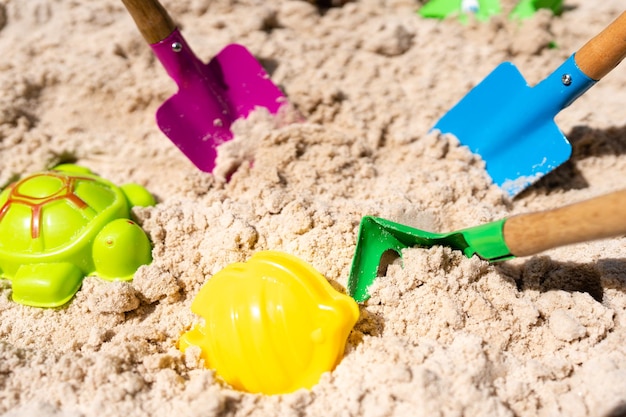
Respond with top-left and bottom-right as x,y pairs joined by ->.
178,250 -> 360,395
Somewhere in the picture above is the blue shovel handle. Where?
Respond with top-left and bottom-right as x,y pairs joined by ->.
574,12 -> 626,81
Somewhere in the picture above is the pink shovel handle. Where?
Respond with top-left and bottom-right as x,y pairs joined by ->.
575,11 -> 626,80
121,0 -> 176,44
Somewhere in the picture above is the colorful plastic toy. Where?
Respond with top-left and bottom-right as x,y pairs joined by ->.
419,0 -> 500,22
123,0 -> 287,173
418,0 -> 562,23
178,251 -> 359,395
0,164 -> 155,307
348,189 -> 626,302
432,12 -> 626,197
510,0 -> 563,20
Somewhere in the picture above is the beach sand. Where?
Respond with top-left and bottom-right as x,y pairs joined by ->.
1,1 -> 625,416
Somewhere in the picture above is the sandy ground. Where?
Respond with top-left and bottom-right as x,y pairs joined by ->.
1,0 -> 626,416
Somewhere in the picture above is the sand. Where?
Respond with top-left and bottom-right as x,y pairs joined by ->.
1,0 -> 626,416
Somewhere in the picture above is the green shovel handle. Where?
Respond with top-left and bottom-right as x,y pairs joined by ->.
472,189 -> 626,260
503,189 -> 626,257
458,219 -> 513,261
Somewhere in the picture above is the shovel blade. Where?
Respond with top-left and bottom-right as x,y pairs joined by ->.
156,75 -> 232,172
434,62 -> 572,196
483,117 -> 572,196
347,216 -> 513,302
433,55 -> 595,197
211,44 -> 286,116
347,217 -> 460,302
153,33 -> 286,172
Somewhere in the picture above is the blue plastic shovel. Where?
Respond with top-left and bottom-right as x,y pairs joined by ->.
433,12 -> 626,197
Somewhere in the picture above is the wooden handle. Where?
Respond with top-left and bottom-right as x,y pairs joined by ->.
121,0 -> 176,44
503,190 -> 626,257
575,11 -> 626,80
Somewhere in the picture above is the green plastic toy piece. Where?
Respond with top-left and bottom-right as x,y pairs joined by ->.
419,0 -> 562,23
510,0 -> 562,20
347,216 -> 513,302
0,164 -> 155,307
419,0 -> 501,23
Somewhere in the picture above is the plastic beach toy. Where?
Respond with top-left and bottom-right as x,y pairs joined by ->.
0,164 -> 155,307
419,0 -> 501,22
348,190 -> 626,302
178,251 -> 359,395
431,11 -> 626,197
418,0 -> 562,22
510,0 -> 563,20
122,0 -> 287,173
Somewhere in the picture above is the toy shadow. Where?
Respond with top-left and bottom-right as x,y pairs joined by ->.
348,252 -> 626,342
353,255 -> 626,341
605,401 -> 626,417
519,123 -> 626,196
496,256 -> 626,303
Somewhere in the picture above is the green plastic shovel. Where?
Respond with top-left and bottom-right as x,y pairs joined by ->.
348,190 -> 626,302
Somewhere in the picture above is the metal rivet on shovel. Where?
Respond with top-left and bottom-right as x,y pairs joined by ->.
171,42 -> 182,52
122,0 -> 288,173
433,12 -> 626,197
561,74 -> 572,86
348,190 -> 626,302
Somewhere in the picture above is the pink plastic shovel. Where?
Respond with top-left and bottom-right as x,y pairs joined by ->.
122,0 -> 287,172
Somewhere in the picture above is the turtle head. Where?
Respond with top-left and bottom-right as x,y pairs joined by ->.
92,218 -> 152,281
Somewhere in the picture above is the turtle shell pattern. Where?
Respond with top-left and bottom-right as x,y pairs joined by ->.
0,169 -> 128,256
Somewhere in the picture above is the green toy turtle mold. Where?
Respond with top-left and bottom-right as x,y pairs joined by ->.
0,164 -> 155,308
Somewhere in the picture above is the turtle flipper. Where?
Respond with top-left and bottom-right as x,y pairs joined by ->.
120,183 -> 156,208
12,263 -> 83,307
